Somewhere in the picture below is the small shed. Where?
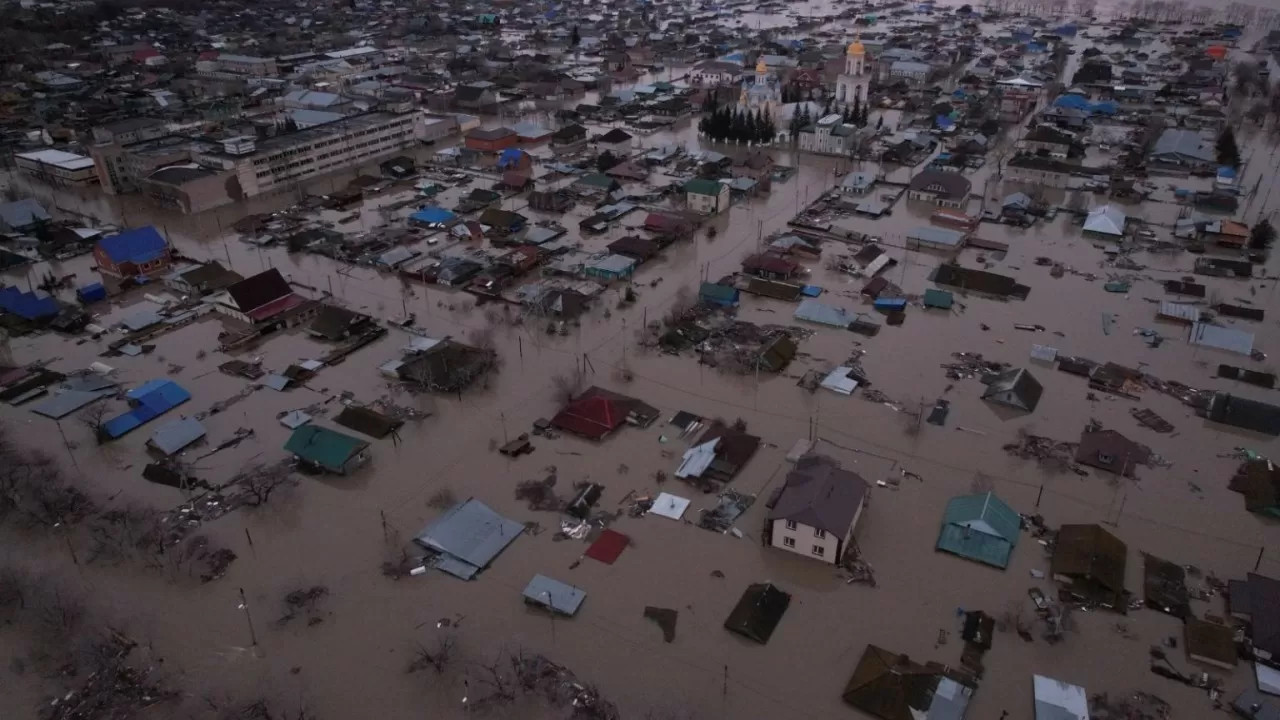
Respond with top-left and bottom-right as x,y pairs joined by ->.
1185,617 -> 1238,669
923,288 -> 953,309
936,492 -> 1021,569
1033,675 -> 1089,720
77,282 -> 107,304
699,282 -> 740,307
522,574 -> 586,616
724,582 -> 790,645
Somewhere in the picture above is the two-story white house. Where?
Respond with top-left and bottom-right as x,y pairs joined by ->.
765,455 -> 869,564
684,178 -> 730,215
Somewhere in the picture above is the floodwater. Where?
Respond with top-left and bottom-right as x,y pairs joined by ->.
4,8 -> 1280,720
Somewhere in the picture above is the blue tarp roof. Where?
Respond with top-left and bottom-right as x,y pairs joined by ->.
0,286 -> 59,319
1218,166 -> 1238,178
98,226 -> 167,264
497,148 -> 525,168
1054,94 -> 1089,110
410,207 -> 456,224
103,379 -> 190,439
935,115 -> 955,129
77,282 -> 106,302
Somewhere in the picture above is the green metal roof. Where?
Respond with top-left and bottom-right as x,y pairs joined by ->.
936,492 -> 1020,569
576,173 -> 618,189
699,282 -> 738,302
284,425 -> 368,471
683,178 -> 723,196
923,288 -> 954,309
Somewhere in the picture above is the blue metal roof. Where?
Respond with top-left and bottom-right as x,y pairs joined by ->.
0,286 -> 59,320
410,207 -> 456,224
98,226 -> 167,264
103,380 -> 190,439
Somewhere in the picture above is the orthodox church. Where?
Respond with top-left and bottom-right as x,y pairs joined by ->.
835,36 -> 870,105
739,57 -> 781,118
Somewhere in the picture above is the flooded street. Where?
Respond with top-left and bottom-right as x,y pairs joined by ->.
5,4 -> 1280,720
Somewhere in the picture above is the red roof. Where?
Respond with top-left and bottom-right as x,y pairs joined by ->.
246,293 -> 305,322
550,390 -> 631,440
133,49 -> 160,61
198,51 -> 220,61
743,253 -> 799,275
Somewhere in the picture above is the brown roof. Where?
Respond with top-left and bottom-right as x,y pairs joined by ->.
606,236 -> 659,260
692,422 -> 760,481
769,455 -> 867,536
1074,429 -> 1150,477
1184,617 -> 1238,668
842,645 -> 971,720
1050,524 -> 1128,606
1230,459 -> 1280,513
226,268 -> 293,313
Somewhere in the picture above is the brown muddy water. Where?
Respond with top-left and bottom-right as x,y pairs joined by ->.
4,15 -> 1280,720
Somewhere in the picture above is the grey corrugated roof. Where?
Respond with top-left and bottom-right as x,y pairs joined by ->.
1153,129 -> 1215,163
1083,205 -> 1126,235
414,498 -> 524,577
794,299 -> 854,328
769,455 -> 868,535
0,199 -> 50,230
522,574 -> 586,615
147,417 -> 206,456
1190,322 -> 1254,355
30,390 -> 113,419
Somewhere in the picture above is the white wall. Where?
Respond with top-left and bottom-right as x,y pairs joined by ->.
770,519 -> 842,564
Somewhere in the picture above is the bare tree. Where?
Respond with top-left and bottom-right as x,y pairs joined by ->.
406,634 -> 458,676
233,462 -> 298,508
78,399 -> 111,445
662,285 -> 697,328
551,368 -> 587,405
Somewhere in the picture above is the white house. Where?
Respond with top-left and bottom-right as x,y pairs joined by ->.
766,455 -> 868,564
684,178 -> 729,215
689,60 -> 741,87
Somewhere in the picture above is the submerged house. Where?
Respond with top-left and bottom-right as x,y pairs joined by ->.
549,386 -> 659,440
396,339 -> 496,393
723,582 -> 790,645
936,492 -> 1020,570
842,645 -> 976,720
414,498 -> 524,580
94,226 -> 173,282
981,367 -> 1043,412
674,422 -> 761,484
1050,524 -> 1128,610
1229,458 -> 1280,517
1228,572 -> 1280,660
283,425 -> 369,474
765,455 -> 868,565
101,380 -> 190,440
1074,429 -> 1150,477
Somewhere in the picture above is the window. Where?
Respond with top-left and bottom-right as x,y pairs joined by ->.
783,537 -> 795,548
785,520 -> 797,531
811,545 -> 825,557
814,528 -> 826,539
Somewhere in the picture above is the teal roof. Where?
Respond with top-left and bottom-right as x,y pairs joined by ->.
683,178 -> 723,196
284,425 -> 368,471
923,288 -> 954,309
936,492 -> 1020,569
699,282 -> 739,302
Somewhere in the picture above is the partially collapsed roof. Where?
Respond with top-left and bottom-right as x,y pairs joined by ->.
843,644 -> 975,720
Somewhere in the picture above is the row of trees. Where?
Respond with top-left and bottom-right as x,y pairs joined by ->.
786,95 -> 873,140
698,106 -> 778,144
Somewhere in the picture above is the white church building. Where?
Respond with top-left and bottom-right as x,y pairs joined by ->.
835,37 -> 870,105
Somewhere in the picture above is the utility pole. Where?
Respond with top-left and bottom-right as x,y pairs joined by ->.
238,588 -> 259,648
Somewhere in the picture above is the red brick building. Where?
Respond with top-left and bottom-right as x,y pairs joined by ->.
464,127 -> 518,152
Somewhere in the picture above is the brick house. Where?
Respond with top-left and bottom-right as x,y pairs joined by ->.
94,226 -> 173,281
464,127 -> 518,153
